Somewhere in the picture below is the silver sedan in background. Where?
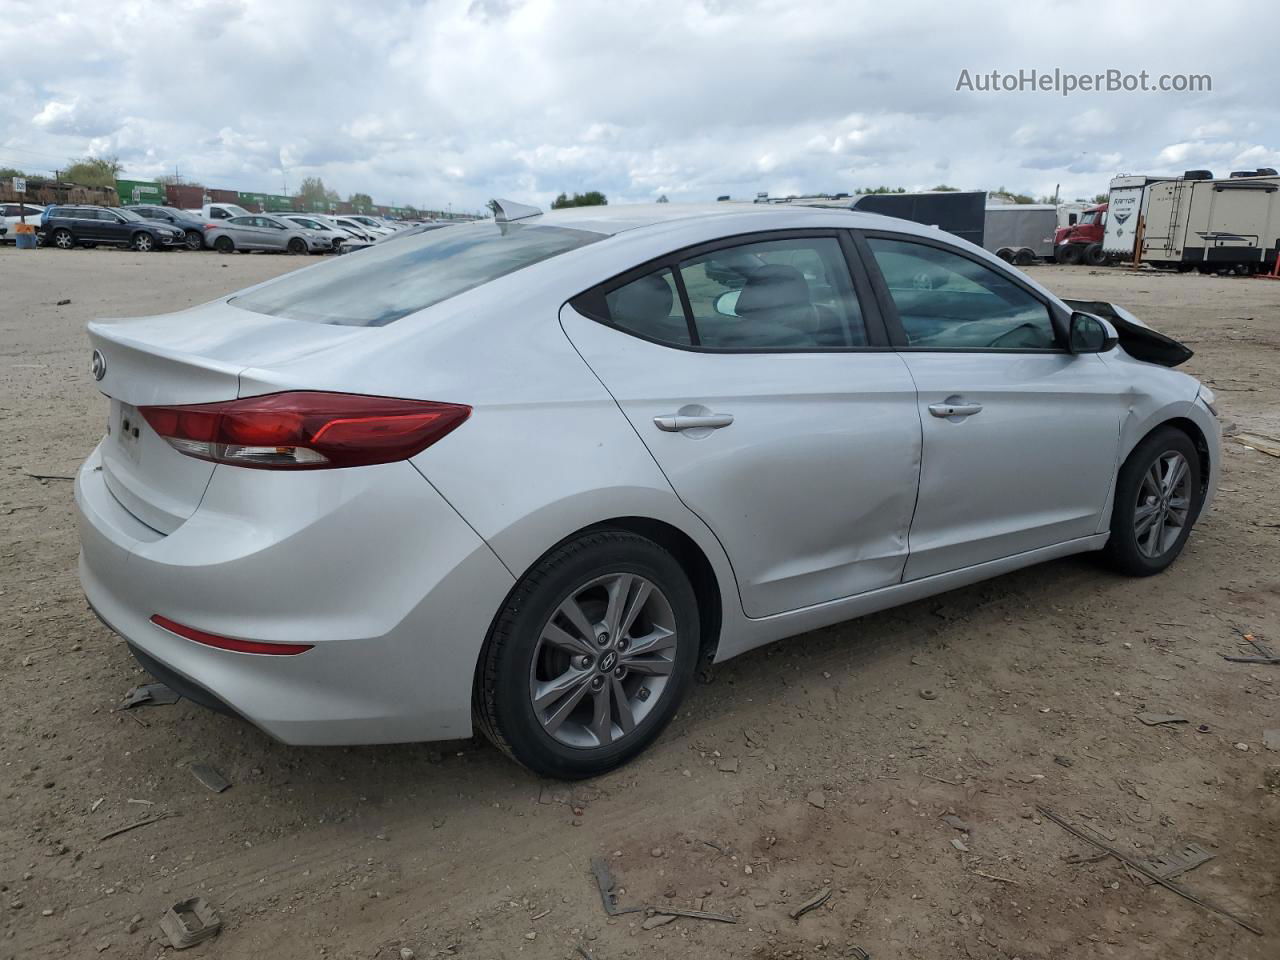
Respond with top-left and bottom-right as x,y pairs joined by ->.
203,214 -> 333,255
76,201 -> 1219,779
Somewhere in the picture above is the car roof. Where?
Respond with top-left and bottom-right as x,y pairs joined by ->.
512,202 -> 918,238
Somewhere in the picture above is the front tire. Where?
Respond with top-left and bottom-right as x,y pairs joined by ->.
474,530 -> 700,779
133,232 -> 155,252
1103,426 -> 1203,576
1084,243 -> 1107,266
1057,244 -> 1083,265
287,237 -> 307,255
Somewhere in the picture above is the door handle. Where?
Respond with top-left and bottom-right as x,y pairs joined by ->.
928,402 -> 983,418
653,413 -> 735,432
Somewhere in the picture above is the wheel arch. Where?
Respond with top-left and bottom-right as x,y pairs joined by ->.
1146,416 -> 1212,500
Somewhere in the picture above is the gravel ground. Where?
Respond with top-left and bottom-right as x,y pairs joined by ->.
1,248 -> 1278,960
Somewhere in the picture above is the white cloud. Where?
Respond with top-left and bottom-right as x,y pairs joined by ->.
0,0 -> 1275,212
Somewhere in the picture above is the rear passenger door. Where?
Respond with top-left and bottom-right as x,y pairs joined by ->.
560,231 -> 923,618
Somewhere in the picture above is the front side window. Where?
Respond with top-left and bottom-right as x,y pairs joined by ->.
866,237 -> 1057,350
231,221 -> 602,327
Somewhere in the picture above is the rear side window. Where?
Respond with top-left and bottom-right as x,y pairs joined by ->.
231,221 -> 602,327
576,235 -> 868,350
604,268 -> 691,345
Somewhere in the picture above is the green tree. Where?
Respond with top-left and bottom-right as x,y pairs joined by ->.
858,186 -> 907,194
349,191 -> 374,211
0,166 -> 29,179
550,190 -> 607,208
1093,193 -> 1109,204
931,184 -> 959,191
63,155 -> 122,188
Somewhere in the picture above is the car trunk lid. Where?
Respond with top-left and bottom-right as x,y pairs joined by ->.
87,300 -> 366,533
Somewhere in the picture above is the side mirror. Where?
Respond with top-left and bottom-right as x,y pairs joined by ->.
1069,312 -> 1118,354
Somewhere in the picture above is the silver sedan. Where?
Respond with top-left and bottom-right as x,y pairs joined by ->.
203,214 -> 332,254
75,201 -> 1219,778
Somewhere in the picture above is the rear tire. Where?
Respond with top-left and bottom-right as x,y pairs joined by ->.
1084,244 -> 1107,266
184,230 -> 203,251
52,228 -> 74,250
474,530 -> 700,779
1013,248 -> 1035,266
213,236 -> 234,254
1103,426 -> 1203,576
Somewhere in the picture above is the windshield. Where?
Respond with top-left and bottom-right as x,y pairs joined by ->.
1080,211 -> 1099,224
218,204 -> 251,218
113,208 -> 143,222
230,221 -> 601,327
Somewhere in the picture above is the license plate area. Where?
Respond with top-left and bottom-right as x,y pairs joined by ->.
112,400 -> 143,464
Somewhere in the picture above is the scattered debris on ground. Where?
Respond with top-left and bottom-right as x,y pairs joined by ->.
159,897 -> 221,949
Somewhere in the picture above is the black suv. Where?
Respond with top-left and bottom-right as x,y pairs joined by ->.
41,206 -> 187,252
124,205 -> 209,250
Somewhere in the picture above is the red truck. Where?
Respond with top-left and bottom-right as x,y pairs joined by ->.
1053,202 -> 1108,265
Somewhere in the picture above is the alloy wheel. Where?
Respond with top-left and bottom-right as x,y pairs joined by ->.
528,573 -> 678,749
135,234 -> 153,252
54,230 -> 73,249
1134,451 -> 1191,558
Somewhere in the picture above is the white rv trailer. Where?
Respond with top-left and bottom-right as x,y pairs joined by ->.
1104,175 -> 1173,258
1141,169 -> 1280,272
982,203 -> 1057,263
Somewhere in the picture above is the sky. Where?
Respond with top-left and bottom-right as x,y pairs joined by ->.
1,0 -> 1275,214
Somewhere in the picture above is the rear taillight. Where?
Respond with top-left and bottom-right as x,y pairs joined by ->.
139,391 -> 470,470
202,223 -> 216,230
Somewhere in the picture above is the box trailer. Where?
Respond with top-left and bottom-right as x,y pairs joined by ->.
983,204 -> 1057,264
1141,169 -> 1280,272
850,190 -> 986,247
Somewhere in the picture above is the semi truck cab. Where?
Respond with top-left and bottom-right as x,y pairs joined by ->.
1053,203 -> 1108,264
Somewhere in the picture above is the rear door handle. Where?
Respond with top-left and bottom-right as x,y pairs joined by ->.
653,413 -> 735,432
928,402 -> 983,418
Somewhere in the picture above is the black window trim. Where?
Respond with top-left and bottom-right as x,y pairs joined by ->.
851,228 -> 1072,354
568,228 -> 894,354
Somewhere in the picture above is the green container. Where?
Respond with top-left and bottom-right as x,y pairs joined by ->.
115,179 -> 165,206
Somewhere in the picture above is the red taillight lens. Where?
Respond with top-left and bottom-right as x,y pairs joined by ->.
139,392 -> 470,470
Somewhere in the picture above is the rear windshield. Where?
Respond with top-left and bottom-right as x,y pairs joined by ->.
230,221 -> 602,326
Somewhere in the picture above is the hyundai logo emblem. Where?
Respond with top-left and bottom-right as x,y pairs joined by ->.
91,349 -> 106,381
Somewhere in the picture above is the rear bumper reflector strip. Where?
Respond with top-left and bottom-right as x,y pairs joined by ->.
150,614 -> 314,656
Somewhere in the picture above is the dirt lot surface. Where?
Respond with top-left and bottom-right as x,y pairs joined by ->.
2,249 -> 1278,960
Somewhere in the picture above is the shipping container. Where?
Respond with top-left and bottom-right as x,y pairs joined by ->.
209,188 -> 239,204
165,183 -> 205,209
115,179 -> 166,206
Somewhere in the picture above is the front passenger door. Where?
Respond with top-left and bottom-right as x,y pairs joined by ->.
859,233 -> 1128,580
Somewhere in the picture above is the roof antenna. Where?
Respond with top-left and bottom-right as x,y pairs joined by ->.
490,198 -> 543,222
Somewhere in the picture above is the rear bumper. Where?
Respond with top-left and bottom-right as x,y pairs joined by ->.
76,443 -> 513,744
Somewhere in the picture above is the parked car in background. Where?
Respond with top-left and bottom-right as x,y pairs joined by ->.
125,205 -> 210,250
347,215 -> 395,237
1,202 -> 45,242
332,216 -> 379,242
278,214 -> 351,252
189,202 -> 253,222
41,205 -> 186,251
203,214 -> 333,254
76,201 -> 1219,778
